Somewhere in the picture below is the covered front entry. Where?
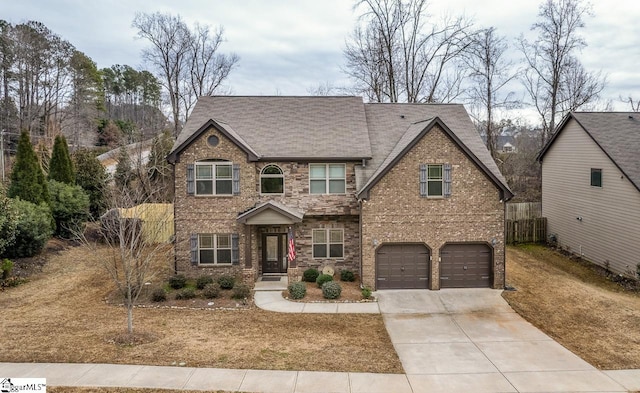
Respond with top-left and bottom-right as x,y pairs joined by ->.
440,243 -> 492,288
376,244 -> 430,289
262,233 -> 287,274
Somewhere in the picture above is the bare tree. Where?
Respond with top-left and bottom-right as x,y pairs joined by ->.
133,13 -> 238,137
344,0 -> 474,103
464,27 -> 518,159
78,149 -> 172,335
518,0 -> 605,145
620,95 -> 640,112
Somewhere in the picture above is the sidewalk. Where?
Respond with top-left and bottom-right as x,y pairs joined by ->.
0,362 -> 410,393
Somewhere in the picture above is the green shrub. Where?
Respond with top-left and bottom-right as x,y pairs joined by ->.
72,149 -> 108,218
202,282 -> 221,299
5,199 -> 53,258
287,281 -> 307,299
175,287 -> 196,300
196,275 -> 214,290
322,281 -> 342,299
302,268 -> 320,282
232,283 -> 251,299
340,269 -> 355,282
150,288 -> 167,302
168,274 -> 187,289
48,180 -> 90,238
361,286 -> 372,299
0,186 -> 18,257
1,259 -> 14,280
316,273 -> 333,288
217,275 -> 235,290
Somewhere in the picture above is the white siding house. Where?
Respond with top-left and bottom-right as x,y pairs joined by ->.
538,113 -> 640,277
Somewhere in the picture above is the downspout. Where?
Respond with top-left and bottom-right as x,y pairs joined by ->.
171,161 -> 178,275
358,198 -> 364,289
502,196 -> 506,289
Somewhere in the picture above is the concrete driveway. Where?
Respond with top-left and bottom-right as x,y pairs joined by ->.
376,289 -> 631,393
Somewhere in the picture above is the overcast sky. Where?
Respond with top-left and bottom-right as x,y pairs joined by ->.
4,0 -> 640,121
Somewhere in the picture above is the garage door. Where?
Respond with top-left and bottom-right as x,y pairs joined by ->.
440,243 -> 492,288
376,244 -> 430,289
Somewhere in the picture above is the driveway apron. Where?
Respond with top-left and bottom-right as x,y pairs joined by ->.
376,289 -> 628,393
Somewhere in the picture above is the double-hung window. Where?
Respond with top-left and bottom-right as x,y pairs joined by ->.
309,164 -> 346,194
420,163 -> 451,198
195,162 -> 232,195
198,234 -> 232,265
260,165 -> 284,194
312,229 -> 344,258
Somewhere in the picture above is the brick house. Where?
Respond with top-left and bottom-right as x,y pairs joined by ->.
167,96 -> 513,290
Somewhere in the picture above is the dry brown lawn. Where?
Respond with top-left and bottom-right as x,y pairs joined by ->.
503,244 -> 640,370
0,243 -> 402,374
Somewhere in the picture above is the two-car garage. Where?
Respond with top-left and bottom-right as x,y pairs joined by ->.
375,243 -> 493,290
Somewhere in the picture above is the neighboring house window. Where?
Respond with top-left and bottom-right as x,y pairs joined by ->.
591,168 -> 602,187
260,165 -> 284,194
312,229 -> 344,258
189,161 -> 240,196
198,234 -> 232,264
309,163 -> 346,194
420,163 -> 452,198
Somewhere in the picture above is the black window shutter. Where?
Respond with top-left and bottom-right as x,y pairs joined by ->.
232,164 -> 240,195
231,233 -> 240,265
444,163 -> 452,198
190,234 -> 198,265
419,164 -> 427,197
186,164 -> 195,195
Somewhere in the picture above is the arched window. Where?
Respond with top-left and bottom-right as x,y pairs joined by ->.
260,165 -> 284,194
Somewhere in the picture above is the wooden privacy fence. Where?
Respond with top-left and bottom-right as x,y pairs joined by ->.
119,203 -> 174,243
506,202 -> 542,220
506,217 -> 547,244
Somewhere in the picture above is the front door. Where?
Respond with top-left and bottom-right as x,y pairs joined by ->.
262,234 -> 287,273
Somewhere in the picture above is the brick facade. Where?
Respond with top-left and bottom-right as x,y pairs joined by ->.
360,125 -> 505,290
173,126 -> 360,283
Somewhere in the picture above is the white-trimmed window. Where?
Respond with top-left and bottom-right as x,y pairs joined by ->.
420,163 -> 451,198
309,163 -> 346,194
195,162 -> 233,195
260,164 -> 284,194
198,234 -> 232,265
312,229 -> 344,258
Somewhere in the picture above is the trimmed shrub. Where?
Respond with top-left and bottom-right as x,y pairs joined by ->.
202,282 -> 221,299
302,268 -> 320,283
48,180 -> 90,238
287,281 -> 307,299
5,199 -> 54,258
217,275 -> 235,290
232,283 -> 251,299
322,281 -> 342,299
175,287 -> 196,300
196,275 -> 214,290
150,288 -> 167,302
340,269 -> 355,282
361,286 -> 372,299
315,273 -> 333,288
168,274 -> 187,289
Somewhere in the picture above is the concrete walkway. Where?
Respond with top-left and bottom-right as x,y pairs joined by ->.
2,286 -> 639,392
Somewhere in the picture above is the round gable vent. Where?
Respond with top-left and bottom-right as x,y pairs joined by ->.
207,135 -> 220,147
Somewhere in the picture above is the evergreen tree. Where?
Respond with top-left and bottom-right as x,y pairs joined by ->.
114,146 -> 132,190
8,132 -> 49,205
73,149 -> 108,218
49,134 -> 75,184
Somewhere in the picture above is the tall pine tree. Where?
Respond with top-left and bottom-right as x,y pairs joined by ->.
8,132 -> 50,205
49,135 -> 75,184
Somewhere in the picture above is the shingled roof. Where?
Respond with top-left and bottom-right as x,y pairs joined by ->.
169,96 -> 372,161
538,112 -> 640,192
357,104 -> 512,200
168,96 -> 511,199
